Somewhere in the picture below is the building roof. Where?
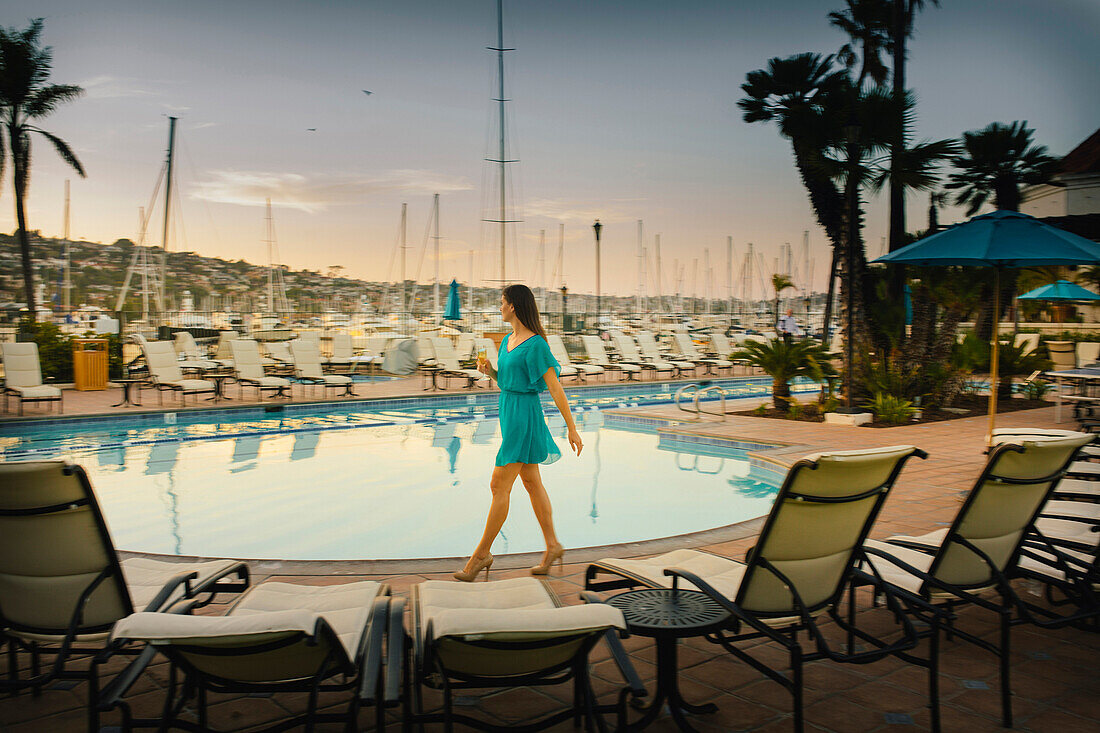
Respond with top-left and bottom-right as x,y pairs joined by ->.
1039,213 -> 1100,242
1059,127 -> 1100,175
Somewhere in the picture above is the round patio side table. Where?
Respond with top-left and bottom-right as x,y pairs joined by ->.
607,587 -> 731,732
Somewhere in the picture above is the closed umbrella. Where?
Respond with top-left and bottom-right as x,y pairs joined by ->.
443,279 -> 462,321
874,210 -> 1100,440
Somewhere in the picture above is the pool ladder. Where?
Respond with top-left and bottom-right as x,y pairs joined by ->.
674,382 -> 728,421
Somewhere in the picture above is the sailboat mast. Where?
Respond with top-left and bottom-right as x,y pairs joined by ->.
432,193 -> 440,315
160,116 -> 177,311
265,198 -> 274,311
63,179 -> 71,310
400,203 -> 408,313
726,235 -> 733,322
654,234 -> 662,314
496,0 -> 507,282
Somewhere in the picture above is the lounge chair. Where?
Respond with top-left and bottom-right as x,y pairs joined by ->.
1013,332 -> 1040,355
1078,341 -> 1100,367
402,576 -> 642,731
671,332 -> 733,375
432,337 -> 489,389
143,341 -> 216,405
417,335 -> 437,367
329,333 -> 376,374
211,331 -> 238,369
0,461 -> 249,731
1,342 -> 62,415
581,335 -> 641,381
637,331 -> 697,376
229,339 -> 292,399
104,580 -> 392,732
172,332 -> 220,372
261,341 -> 295,375
290,339 -> 355,397
548,334 -> 603,382
611,332 -> 677,379
454,333 -> 475,361
586,445 -> 929,732
859,431 -> 1093,730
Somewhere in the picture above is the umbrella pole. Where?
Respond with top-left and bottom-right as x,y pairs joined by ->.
987,266 -> 1001,444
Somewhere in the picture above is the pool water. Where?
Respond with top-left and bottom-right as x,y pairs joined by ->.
0,380 -> 792,560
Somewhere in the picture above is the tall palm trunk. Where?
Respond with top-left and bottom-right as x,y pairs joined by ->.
822,248 -> 839,343
886,0 -> 908,306
9,117 -> 36,324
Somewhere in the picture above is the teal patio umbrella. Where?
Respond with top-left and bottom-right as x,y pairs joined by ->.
875,210 -> 1100,440
443,279 -> 462,321
1017,279 -> 1100,303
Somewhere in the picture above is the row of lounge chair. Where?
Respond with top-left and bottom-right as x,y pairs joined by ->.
139,337 -> 356,404
2,428 -> 1095,732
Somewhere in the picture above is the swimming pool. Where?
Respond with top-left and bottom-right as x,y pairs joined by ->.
0,378 -> 802,560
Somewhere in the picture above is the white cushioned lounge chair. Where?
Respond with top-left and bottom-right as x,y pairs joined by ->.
611,332 -> 675,379
143,341 -> 216,405
581,335 -> 641,381
104,580 -> 392,733
328,333 -> 377,373
229,339 -> 291,399
211,331 -> 238,369
0,461 -> 249,731
403,576 -> 641,732
290,339 -> 355,397
548,334 -> 602,382
586,445 -> 929,732
637,331 -> 697,377
859,431 -> 1094,730
172,332 -> 220,372
432,337 -> 488,389
673,332 -> 734,375
1,342 -> 62,415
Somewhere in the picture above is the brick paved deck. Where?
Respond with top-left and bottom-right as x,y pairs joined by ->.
2,388 -> 1098,732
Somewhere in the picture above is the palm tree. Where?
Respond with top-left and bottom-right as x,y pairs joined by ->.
945,121 -> 1058,214
828,0 -> 892,89
0,19 -> 85,323
739,54 -> 849,343
771,273 -> 794,324
733,338 -> 836,409
946,121 -> 1058,338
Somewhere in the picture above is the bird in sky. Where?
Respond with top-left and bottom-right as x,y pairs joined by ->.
362,90 -> 372,96
306,128 -> 316,132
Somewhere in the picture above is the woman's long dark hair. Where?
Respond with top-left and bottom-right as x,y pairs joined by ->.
502,284 -> 546,338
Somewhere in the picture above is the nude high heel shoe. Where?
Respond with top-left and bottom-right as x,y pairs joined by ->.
530,543 -> 564,576
453,553 -> 494,582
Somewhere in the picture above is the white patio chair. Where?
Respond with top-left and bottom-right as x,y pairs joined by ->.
581,335 -> 641,381
548,334 -> 602,382
290,339 -> 355,397
1,342 -> 62,415
142,341 -> 216,405
229,339 -> 292,399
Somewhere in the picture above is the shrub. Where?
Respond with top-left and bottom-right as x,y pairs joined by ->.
864,392 -> 918,425
786,399 -> 803,420
1020,380 -> 1052,400
732,338 -> 837,409
751,403 -> 768,417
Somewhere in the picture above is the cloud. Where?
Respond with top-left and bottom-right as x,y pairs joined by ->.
80,75 -> 156,100
523,197 -> 643,224
189,169 -> 474,213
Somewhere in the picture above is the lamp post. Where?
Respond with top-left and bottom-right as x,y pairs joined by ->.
839,115 -> 861,413
593,220 -> 602,318
560,285 -> 568,332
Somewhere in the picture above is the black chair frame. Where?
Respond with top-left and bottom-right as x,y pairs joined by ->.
0,464 -> 249,732
399,598 -> 643,732
586,447 -> 931,733
853,439 -> 1091,731
100,594 -> 391,733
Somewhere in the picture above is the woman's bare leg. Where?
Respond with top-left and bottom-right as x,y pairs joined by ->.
463,463 -> 523,573
519,464 -> 560,557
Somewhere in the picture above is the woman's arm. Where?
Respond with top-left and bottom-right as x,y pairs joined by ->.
544,368 -> 583,456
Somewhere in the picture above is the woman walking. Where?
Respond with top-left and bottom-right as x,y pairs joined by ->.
454,284 -> 583,581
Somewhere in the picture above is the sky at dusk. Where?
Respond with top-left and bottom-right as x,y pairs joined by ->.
2,0 -> 1098,298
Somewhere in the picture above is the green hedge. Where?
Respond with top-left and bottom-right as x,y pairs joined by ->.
18,320 -> 124,381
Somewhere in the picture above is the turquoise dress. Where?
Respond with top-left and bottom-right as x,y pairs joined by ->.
495,333 -> 562,466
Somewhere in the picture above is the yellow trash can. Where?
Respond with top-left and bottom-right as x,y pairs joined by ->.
73,338 -> 109,391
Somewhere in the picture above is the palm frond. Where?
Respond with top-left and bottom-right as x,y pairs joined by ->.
29,127 -> 85,177
24,83 -> 83,117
